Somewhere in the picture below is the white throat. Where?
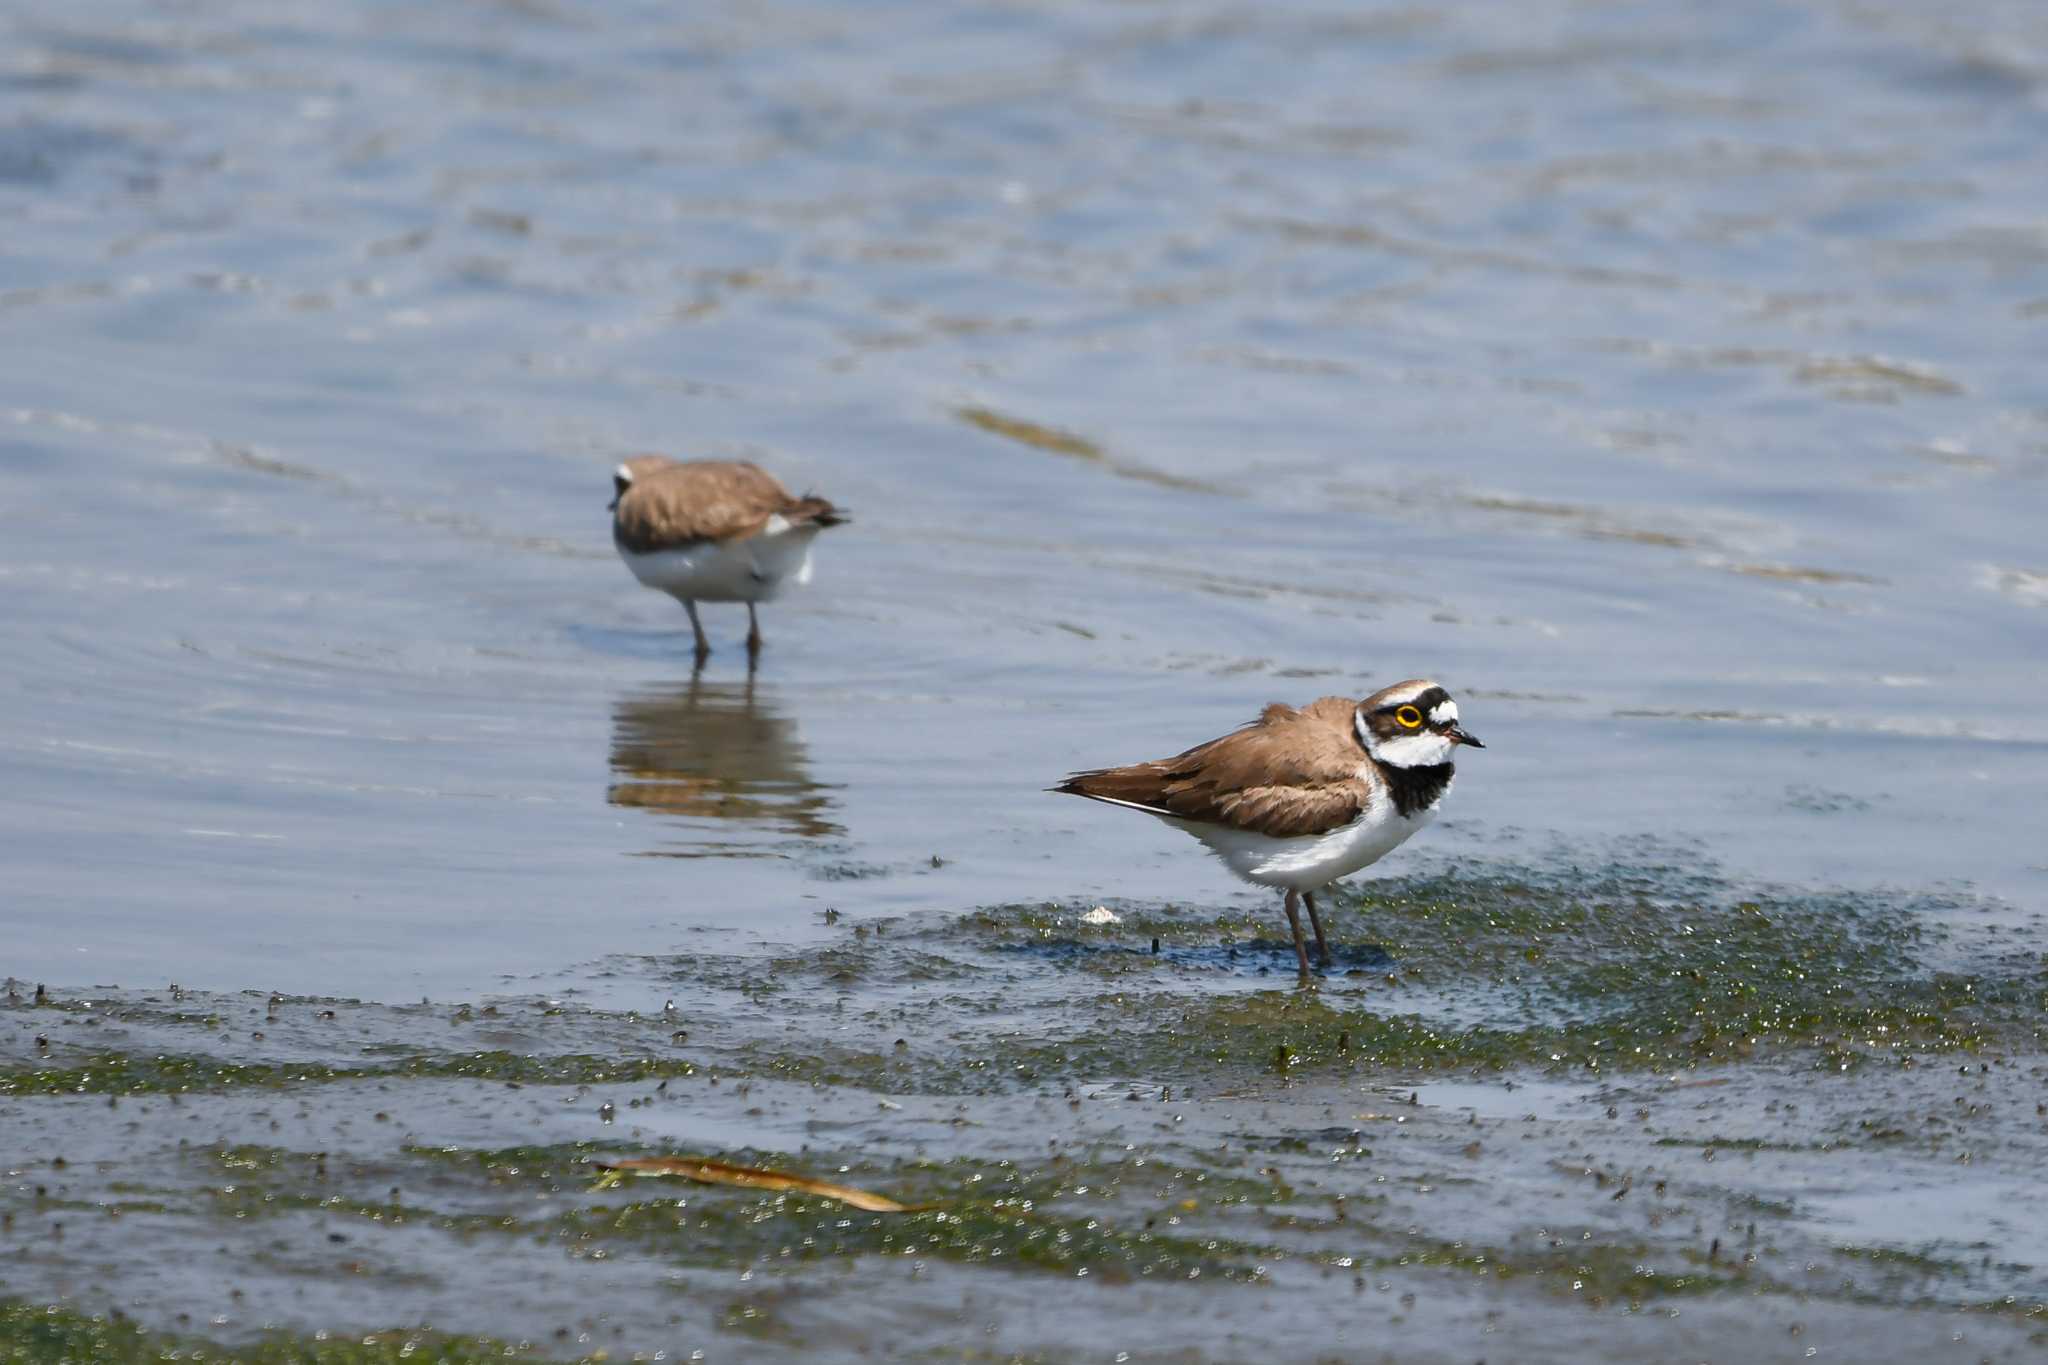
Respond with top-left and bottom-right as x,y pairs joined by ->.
1361,726 -> 1457,769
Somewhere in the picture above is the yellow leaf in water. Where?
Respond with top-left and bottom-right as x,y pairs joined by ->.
595,1156 -> 911,1213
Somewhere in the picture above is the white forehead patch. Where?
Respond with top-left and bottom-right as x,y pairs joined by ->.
1430,701 -> 1458,725
614,463 -> 636,486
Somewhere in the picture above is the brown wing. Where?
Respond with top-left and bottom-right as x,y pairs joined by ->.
1055,696 -> 1373,838
613,460 -> 843,553
618,454 -> 679,484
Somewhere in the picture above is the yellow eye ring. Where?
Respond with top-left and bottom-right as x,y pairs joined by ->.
1395,705 -> 1423,729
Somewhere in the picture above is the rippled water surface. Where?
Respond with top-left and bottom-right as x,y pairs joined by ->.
4,1 -> 2047,1359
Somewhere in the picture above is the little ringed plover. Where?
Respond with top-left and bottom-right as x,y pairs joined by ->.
610,456 -> 846,664
1055,680 -> 1482,977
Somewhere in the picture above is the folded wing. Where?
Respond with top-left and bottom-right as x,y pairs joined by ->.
615,460 -> 844,554
1056,697 -> 1372,839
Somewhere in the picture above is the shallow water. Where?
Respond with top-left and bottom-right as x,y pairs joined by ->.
4,0 -> 2048,1359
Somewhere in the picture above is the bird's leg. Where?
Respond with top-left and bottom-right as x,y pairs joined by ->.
684,600 -> 711,667
1282,890 -> 1311,979
1304,890 -> 1333,967
745,603 -> 763,660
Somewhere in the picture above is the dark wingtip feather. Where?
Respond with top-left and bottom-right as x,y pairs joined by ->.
1053,768 -> 1174,812
788,495 -> 848,529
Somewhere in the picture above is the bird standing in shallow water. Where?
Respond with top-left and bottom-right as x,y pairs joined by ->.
610,456 -> 845,666
1055,679 -> 1483,978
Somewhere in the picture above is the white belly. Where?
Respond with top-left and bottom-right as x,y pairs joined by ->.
619,521 -> 818,604
1170,786 -> 1437,893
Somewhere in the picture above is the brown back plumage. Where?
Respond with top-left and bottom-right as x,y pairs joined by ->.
611,458 -> 845,554
1055,696 -> 1374,839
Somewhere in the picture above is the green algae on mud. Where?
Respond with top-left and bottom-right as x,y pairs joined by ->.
8,869 -> 2048,1360
0,1299 -> 570,1364
196,1141 -> 1273,1285
945,869 -> 2048,1084
1348,871 -> 2047,1066
1365,1238 -> 1746,1308
547,1191 -> 1261,1284
7,871 -> 2042,1109
182,1136 -> 2046,1319
0,1050 -> 701,1097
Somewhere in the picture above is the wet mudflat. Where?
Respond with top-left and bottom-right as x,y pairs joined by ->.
7,868 -> 2048,1361
5,0 -> 2048,1360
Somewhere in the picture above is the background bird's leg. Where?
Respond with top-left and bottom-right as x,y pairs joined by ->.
1303,891 -> 1332,967
683,600 -> 710,666
746,603 -> 763,659
1282,890 -> 1310,978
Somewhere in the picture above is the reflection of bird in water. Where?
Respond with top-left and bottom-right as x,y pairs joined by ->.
607,677 -> 840,846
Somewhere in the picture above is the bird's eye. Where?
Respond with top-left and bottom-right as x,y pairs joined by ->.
1395,705 -> 1423,729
